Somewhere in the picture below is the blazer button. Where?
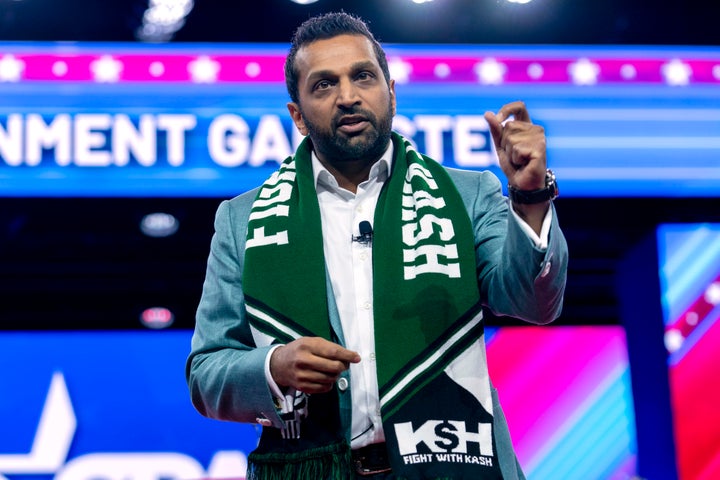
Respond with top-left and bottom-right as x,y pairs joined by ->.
337,377 -> 349,392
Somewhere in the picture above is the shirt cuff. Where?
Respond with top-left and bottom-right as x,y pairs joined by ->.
264,344 -> 287,409
508,199 -> 553,250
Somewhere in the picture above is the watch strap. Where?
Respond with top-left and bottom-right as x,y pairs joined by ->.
508,169 -> 558,204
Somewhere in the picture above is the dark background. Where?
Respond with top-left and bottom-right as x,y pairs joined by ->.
1,0 -> 719,330
2,0 -> 720,46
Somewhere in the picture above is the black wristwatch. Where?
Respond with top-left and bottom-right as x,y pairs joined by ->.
508,169 -> 559,204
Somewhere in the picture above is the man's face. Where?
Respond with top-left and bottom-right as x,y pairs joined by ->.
287,34 -> 396,166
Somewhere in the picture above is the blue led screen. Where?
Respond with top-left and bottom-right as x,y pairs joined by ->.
0,43 -> 718,197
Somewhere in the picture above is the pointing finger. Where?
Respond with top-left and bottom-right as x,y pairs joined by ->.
306,338 -> 360,364
325,345 -> 361,364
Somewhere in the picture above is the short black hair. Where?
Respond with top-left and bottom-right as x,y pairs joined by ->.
284,11 -> 391,104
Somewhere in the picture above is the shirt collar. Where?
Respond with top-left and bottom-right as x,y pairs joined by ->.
312,141 -> 394,191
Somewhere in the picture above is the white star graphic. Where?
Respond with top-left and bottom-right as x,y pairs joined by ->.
245,62 -> 261,78
388,58 -> 412,84
568,58 -> 600,85
91,55 -> 123,83
620,64 -> 637,80
149,61 -> 165,77
434,63 -> 451,79
52,61 -> 69,77
664,328 -> 684,353
0,54 -> 25,82
527,62 -> 544,80
661,58 -> 692,86
705,282 -> 720,305
474,58 -> 506,85
188,56 -> 220,83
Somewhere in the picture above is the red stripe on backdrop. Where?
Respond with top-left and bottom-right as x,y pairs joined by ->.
487,326 -> 628,465
698,452 -> 720,480
670,317 -> 720,480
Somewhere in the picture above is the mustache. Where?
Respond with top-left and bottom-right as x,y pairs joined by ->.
333,107 -> 375,126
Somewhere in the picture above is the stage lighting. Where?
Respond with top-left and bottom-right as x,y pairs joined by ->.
140,307 -> 175,329
506,0 -> 533,4
289,0 -> 320,4
140,212 -> 179,237
137,0 -> 194,42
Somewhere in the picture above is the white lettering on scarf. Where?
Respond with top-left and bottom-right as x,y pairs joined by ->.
394,419 -> 494,457
401,163 -> 460,279
246,164 -> 295,249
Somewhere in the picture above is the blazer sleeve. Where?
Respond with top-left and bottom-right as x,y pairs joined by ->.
185,192 -> 285,427
450,168 -> 568,324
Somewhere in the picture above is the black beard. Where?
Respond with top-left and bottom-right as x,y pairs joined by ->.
302,103 -> 394,164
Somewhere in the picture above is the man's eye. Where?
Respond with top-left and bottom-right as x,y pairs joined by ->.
315,80 -> 332,90
357,72 -> 373,80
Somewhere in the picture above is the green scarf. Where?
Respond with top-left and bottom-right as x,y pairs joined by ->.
243,132 -> 501,479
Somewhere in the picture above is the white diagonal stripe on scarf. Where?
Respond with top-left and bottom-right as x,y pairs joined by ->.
246,304 -> 303,341
379,311 -> 483,409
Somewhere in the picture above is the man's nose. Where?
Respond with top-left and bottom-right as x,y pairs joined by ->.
336,78 -> 360,107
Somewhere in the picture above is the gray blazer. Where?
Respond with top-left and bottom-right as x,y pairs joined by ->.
186,167 -> 568,480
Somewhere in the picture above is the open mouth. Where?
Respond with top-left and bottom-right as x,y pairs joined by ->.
337,115 -> 369,134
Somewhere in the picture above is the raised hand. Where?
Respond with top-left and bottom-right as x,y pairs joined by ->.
484,101 -> 547,192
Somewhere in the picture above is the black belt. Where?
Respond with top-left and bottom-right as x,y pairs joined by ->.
352,442 -> 392,476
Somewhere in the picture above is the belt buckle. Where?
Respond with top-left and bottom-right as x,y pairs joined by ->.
354,461 -> 392,477
353,444 -> 392,476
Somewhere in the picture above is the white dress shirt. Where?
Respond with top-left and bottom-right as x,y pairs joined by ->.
312,145 -> 393,449
264,142 -> 552,449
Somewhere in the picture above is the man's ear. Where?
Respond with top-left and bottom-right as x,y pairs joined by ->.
287,102 -> 308,136
389,79 -> 397,116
